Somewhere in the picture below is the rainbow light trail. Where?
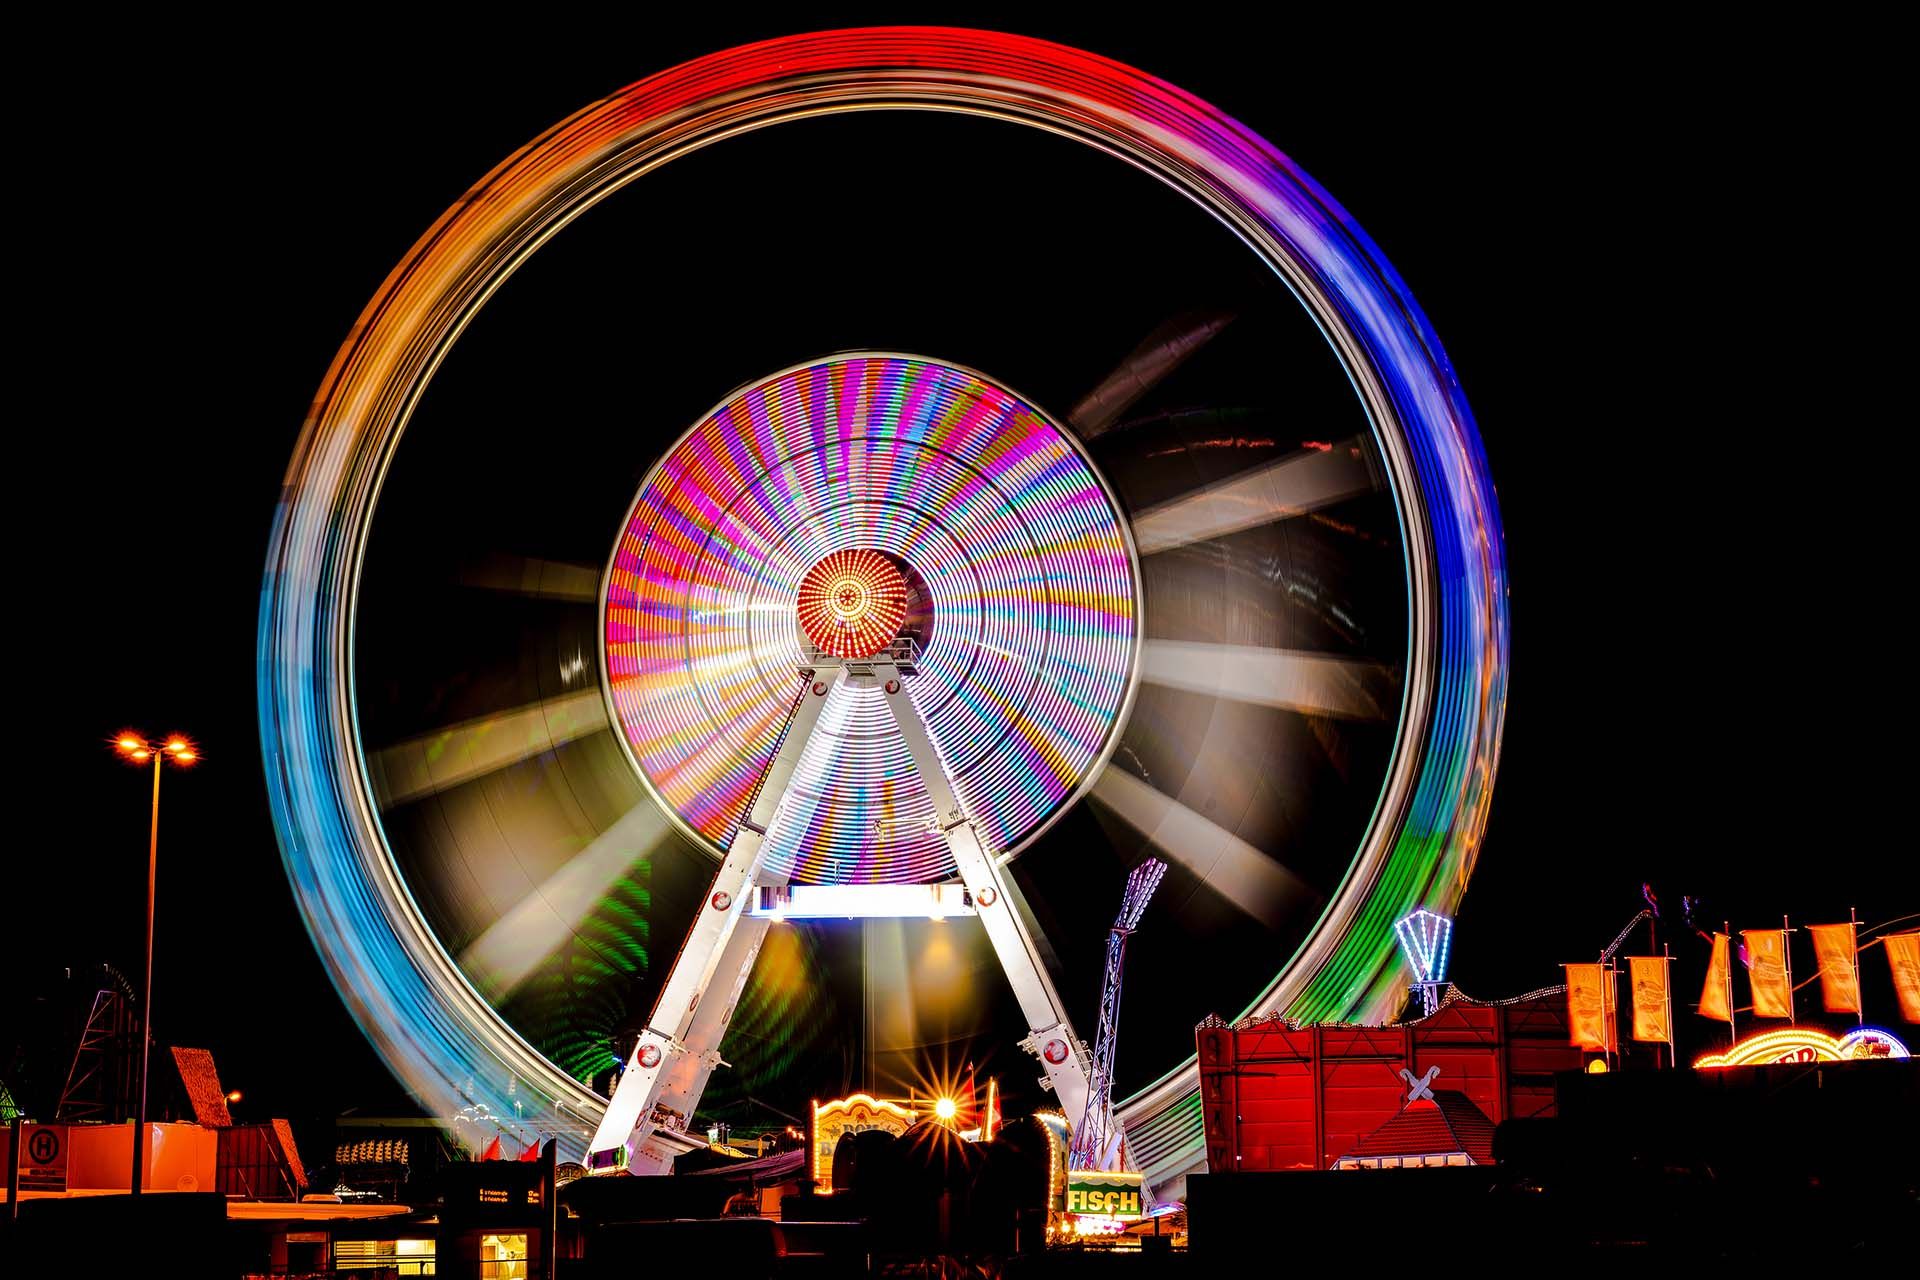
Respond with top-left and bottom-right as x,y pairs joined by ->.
604,356 -> 1138,884
259,29 -> 1508,1180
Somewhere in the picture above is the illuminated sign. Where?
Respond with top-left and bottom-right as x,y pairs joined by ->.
749,882 -> 976,920
1394,909 -> 1453,984
1063,1170 -> 1144,1220
1693,1026 -> 1910,1069
811,1093 -> 917,1193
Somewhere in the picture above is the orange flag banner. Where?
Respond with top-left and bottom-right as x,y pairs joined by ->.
1744,929 -> 1793,1019
1565,963 -> 1614,1050
1807,924 -> 1860,1014
1887,932 -> 1920,1023
1628,956 -> 1671,1043
1699,933 -> 1731,1022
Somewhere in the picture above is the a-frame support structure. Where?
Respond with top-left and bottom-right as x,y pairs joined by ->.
588,649 -> 1095,1174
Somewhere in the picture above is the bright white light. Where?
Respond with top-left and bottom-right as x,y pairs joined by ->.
1394,908 -> 1453,984
934,1097 -> 957,1121
746,882 -> 977,920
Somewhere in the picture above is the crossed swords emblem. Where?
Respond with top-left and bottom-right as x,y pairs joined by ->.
1398,1065 -> 1440,1103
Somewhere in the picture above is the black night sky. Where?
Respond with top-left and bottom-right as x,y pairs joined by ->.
10,16 -> 1908,1154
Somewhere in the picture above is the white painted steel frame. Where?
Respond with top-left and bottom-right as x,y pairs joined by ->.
589,660 -> 1096,1171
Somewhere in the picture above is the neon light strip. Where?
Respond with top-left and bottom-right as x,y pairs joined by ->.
1393,909 -> 1453,984
1695,1025 -> 1910,1069
260,28 -> 1507,1166
748,882 -> 976,920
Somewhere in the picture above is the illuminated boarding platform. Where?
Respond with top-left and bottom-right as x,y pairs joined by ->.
748,882 -> 976,921
800,635 -> 920,674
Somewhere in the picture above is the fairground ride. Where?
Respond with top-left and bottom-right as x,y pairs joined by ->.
259,27 -> 1507,1203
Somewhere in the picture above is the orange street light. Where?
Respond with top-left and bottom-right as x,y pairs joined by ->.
113,730 -> 197,1196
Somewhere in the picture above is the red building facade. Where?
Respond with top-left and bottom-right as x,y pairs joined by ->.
1196,991 -> 1584,1172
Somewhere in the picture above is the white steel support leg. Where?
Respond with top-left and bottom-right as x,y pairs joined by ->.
639,911 -> 775,1167
588,669 -> 844,1170
872,668 -> 1096,1130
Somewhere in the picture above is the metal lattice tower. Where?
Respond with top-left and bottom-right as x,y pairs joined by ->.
1071,858 -> 1167,1171
57,985 -> 134,1122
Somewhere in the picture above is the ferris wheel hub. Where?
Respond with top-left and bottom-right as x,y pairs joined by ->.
796,548 -> 911,658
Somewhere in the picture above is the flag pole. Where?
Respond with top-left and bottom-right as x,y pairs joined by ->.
1598,952 -> 1609,1073
1605,955 -> 1617,1072
1782,914 -> 1795,1026
1663,944 -> 1675,1070
1723,921 -> 1736,1046
1850,906 -> 1863,1027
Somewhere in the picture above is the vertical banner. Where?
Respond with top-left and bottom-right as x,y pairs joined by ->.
1565,963 -> 1614,1051
1628,956 -> 1671,1043
1887,932 -> 1920,1023
1744,929 -> 1793,1019
1807,923 -> 1861,1014
1699,933 -> 1731,1022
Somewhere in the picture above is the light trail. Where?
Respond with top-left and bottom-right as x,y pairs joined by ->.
1090,767 -> 1308,928
1139,641 -> 1395,720
368,690 -> 608,808
1069,309 -> 1236,439
1131,439 -> 1375,555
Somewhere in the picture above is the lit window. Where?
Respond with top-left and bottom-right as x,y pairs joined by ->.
480,1232 -> 529,1280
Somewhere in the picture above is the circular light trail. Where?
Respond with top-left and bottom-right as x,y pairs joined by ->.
796,549 -> 910,659
260,28 -> 1509,1180
603,354 -> 1139,884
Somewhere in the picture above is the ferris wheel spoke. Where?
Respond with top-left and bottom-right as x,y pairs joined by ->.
1068,307 -> 1237,440
452,553 -> 601,602
1138,640 -> 1396,720
1088,767 -> 1311,929
366,690 -> 609,809
458,799 -> 671,1000
1131,436 -> 1376,556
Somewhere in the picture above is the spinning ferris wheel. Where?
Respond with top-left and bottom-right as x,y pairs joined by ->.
259,28 -> 1506,1201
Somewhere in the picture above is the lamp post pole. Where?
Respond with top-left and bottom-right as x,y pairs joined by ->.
114,731 -> 195,1196
133,747 -> 161,1196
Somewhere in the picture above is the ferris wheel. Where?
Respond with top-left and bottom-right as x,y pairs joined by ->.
259,28 -> 1506,1200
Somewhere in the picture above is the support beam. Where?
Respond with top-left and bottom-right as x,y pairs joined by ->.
587,670 -> 841,1170
588,654 -> 1102,1173
875,671 -> 1095,1130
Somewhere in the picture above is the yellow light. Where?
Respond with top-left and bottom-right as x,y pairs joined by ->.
132,749 -> 151,761
117,734 -> 145,753
175,750 -> 198,764
226,1090 -> 243,1104
166,738 -> 189,754
1585,1059 -> 1609,1074
935,1097 -> 957,1121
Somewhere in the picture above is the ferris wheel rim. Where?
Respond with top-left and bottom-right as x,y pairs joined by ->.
258,28 -> 1507,1174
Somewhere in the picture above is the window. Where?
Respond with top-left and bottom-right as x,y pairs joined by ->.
479,1232 -> 529,1280
334,1238 -> 435,1276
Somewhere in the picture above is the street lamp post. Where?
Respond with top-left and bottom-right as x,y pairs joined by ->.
114,731 -> 196,1195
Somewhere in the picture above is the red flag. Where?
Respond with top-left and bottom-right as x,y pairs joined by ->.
959,1063 -> 977,1129
1699,933 -> 1731,1022
519,1139 -> 542,1162
1564,964 -> 1614,1051
1887,932 -> 1920,1023
480,1135 -> 502,1161
1807,924 -> 1861,1014
1743,930 -> 1793,1019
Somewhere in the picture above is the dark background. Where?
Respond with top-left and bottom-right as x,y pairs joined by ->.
10,15 -> 1908,1145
